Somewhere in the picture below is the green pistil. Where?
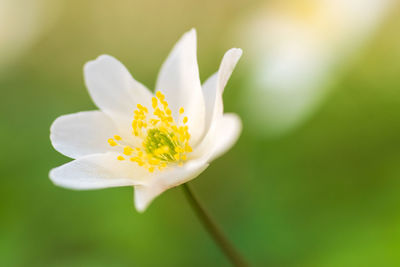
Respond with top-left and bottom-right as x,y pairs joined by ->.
145,129 -> 177,161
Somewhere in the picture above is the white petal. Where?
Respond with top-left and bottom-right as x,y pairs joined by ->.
50,111 -> 118,159
49,153 -> 150,190
155,29 -> 205,146
202,74 -> 221,135
84,55 -> 152,135
134,160 -> 209,212
208,113 -> 242,162
190,48 -> 242,159
202,48 -> 242,142
215,48 -> 243,94
192,113 -> 242,161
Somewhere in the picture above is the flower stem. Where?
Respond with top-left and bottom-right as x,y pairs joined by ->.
182,183 -> 248,267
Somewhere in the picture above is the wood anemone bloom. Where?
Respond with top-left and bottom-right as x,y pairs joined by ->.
49,29 -> 242,212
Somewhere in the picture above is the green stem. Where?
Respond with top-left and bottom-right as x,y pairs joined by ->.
182,183 -> 248,267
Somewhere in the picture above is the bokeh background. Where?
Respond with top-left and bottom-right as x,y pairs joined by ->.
1,0 -> 400,266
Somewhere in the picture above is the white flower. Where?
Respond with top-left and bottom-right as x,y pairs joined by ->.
49,29 -> 242,212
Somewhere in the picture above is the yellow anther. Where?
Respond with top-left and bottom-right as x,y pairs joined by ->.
175,146 -> 184,153
181,155 -> 187,161
154,148 -> 162,155
117,156 -> 125,161
149,158 -> 160,165
185,144 -> 192,152
156,91 -> 165,100
148,167 -> 155,173
114,135 -> 122,140
183,116 -> 188,124
166,108 -> 172,115
161,100 -> 168,107
152,97 -> 158,108
123,146 -> 133,156
154,108 -> 162,116
108,138 -> 117,146
179,107 -> 184,114
174,154 -> 180,161
137,104 -> 148,113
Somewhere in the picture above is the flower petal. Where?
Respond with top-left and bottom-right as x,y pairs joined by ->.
50,111 -> 118,159
191,48 -> 242,160
191,113 -> 242,161
134,160 -> 209,212
84,55 -> 152,135
202,48 -> 242,136
155,29 -> 205,146
207,113 -> 242,162
49,153 -> 150,190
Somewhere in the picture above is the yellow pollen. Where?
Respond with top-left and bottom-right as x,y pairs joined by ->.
108,138 -> 117,146
156,91 -> 165,100
123,146 -> 133,155
109,91 -> 192,172
185,144 -> 193,152
152,97 -> 158,108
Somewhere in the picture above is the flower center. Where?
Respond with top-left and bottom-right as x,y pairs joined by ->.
107,91 -> 192,172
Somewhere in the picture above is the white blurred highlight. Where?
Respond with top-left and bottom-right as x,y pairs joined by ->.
0,0 -> 62,73
238,0 -> 395,136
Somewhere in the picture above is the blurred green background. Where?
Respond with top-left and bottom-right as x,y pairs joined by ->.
1,0 -> 400,266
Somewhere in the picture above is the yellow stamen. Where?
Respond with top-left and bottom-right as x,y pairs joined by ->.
108,91 -> 192,172
152,97 -> 158,109
123,146 -> 133,155
156,91 -> 165,100
108,138 -> 117,146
